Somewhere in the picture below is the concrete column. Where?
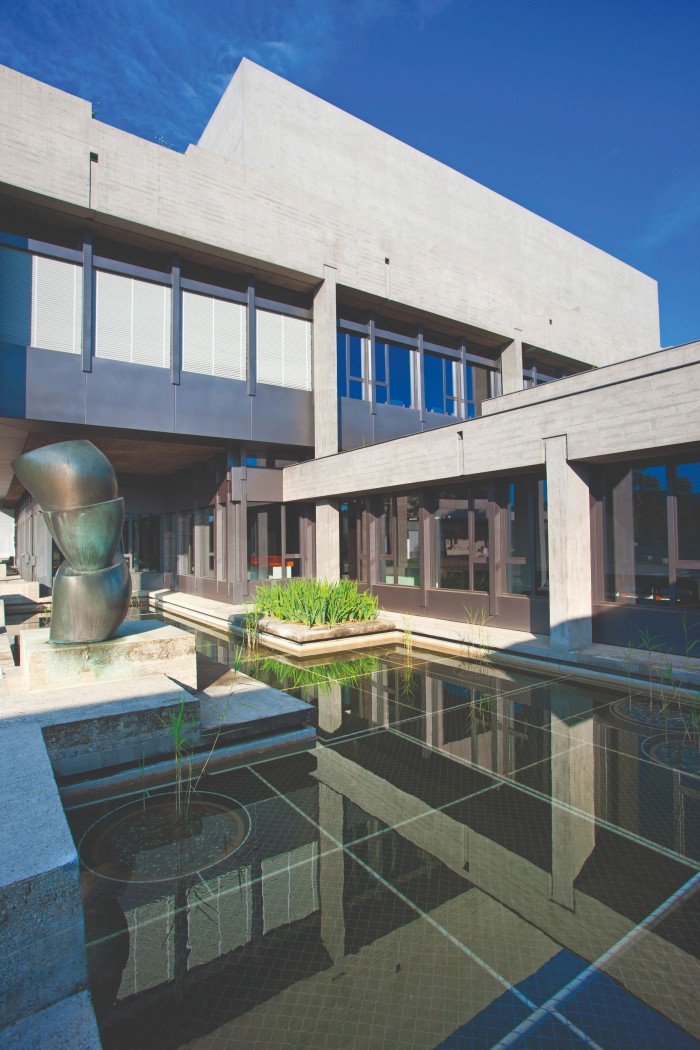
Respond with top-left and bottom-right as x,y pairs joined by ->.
315,499 -> 340,581
500,332 -> 523,395
545,435 -> 593,653
313,265 -> 339,458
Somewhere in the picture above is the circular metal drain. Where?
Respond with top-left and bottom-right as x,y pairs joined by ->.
79,791 -> 250,884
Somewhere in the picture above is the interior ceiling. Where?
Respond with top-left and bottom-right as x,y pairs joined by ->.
3,431 -> 225,507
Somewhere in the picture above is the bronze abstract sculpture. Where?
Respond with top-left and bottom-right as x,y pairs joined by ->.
11,440 -> 131,643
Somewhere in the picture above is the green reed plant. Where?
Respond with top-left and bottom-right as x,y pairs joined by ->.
158,698 -> 195,818
252,578 -> 378,628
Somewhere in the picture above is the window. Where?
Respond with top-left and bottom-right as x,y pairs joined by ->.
424,351 -> 460,416
373,340 -> 415,408
433,485 -> 490,592
256,309 -> 312,391
602,458 -> 700,608
502,477 -> 548,597
378,494 -> 420,586
0,244 -> 32,346
247,504 -> 282,580
182,290 -> 246,380
177,511 -> 195,575
197,507 -> 215,578
95,270 -> 171,368
337,331 -> 366,399
32,255 -> 82,354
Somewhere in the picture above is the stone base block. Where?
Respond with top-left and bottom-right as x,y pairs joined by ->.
19,619 -> 197,693
0,579 -> 40,603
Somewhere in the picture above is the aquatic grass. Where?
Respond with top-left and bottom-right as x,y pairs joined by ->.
252,578 -> 378,628
158,698 -> 196,818
249,653 -> 380,692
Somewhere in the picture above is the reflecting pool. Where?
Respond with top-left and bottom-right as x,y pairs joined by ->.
63,621 -> 700,1049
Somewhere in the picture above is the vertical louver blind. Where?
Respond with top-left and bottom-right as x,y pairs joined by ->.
256,309 -> 312,391
182,290 -> 246,380
0,245 -> 33,346
95,270 -> 171,368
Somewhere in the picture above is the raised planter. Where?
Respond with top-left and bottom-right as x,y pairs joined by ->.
255,616 -> 397,656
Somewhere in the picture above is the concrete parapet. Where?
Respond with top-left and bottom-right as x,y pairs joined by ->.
0,579 -> 40,603
19,619 -> 197,693
0,723 -> 89,1034
0,991 -> 100,1049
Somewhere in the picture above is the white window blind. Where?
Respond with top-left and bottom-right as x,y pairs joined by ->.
182,290 -> 246,380
0,245 -> 33,346
95,270 -> 170,368
256,309 -> 312,391
31,254 -> 82,354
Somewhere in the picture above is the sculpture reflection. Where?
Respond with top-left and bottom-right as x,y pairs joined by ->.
11,439 -> 131,643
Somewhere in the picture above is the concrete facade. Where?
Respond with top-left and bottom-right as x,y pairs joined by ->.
0,59 -> 697,655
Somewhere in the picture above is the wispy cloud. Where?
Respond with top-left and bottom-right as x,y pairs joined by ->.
630,183 -> 700,254
0,0 -> 456,149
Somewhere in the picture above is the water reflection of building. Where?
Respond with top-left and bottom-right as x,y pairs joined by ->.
83,667 -> 700,1045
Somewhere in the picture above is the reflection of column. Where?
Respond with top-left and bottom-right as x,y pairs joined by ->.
611,469 -> 635,602
550,687 -> 595,910
545,435 -> 592,653
318,782 -> 345,963
318,682 -> 343,734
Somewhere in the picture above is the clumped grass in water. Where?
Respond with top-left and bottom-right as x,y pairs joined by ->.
252,578 -> 378,628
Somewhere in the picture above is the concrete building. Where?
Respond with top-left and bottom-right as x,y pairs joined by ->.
1,59 -> 698,654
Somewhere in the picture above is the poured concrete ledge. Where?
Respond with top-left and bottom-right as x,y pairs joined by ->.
258,616 -> 392,644
199,667 -> 316,738
0,990 -> 100,1049
0,579 -> 40,603
20,619 -> 197,693
0,723 -> 90,1035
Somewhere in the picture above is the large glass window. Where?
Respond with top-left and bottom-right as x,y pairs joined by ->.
602,458 -> 700,608
502,477 -> 548,597
247,504 -> 282,581
336,331 -> 366,399
424,352 -> 460,416
177,511 -> 194,576
197,507 -> 215,579
433,486 -> 489,592
378,494 -> 420,586
373,341 -> 415,408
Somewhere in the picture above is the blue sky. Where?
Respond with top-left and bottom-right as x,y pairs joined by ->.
1,0 -> 698,346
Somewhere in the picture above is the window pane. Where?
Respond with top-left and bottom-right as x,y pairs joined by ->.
379,496 -> 394,584
349,380 -> 364,400
247,505 -> 282,580
534,480 -> 549,596
285,506 -> 301,554
336,331 -> 347,396
348,335 -> 363,378
676,569 -> 700,608
506,480 -> 530,558
434,488 -> 469,590
374,340 -> 387,382
633,466 -> 668,603
197,507 -> 215,578
677,462 -> 700,561
395,494 -> 420,586
375,384 -> 388,405
473,497 -> 490,593
388,343 -> 413,407
507,564 -> 532,595
424,352 -> 444,414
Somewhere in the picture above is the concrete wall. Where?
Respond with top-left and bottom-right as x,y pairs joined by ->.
199,60 -> 660,366
0,62 -> 659,375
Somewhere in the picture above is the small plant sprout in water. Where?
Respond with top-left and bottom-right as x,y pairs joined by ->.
464,605 -> 494,669
158,698 -> 196,818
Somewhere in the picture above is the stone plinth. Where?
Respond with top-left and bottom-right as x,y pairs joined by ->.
0,578 -> 40,603
19,619 -> 197,693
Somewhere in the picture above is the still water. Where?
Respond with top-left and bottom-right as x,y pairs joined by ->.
61,616 -> 700,1049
